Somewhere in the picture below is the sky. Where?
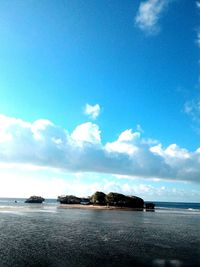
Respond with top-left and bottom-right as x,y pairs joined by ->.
0,0 -> 200,201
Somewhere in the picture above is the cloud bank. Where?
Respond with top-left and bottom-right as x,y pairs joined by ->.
135,0 -> 170,35
1,168 -> 199,201
0,114 -> 200,183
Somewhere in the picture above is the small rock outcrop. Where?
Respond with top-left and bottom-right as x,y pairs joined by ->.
57,195 -> 81,204
106,192 -> 144,209
25,196 -> 45,203
145,203 -> 155,211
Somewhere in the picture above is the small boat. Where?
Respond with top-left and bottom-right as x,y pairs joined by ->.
25,196 -> 45,203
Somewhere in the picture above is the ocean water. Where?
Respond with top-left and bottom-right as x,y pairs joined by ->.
0,199 -> 199,267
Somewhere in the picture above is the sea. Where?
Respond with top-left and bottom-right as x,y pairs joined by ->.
0,198 -> 199,267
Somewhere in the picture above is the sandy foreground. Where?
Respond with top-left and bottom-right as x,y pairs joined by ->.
58,204 -> 143,211
0,204 -> 144,212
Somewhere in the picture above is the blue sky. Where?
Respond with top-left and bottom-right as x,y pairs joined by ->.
0,0 -> 200,201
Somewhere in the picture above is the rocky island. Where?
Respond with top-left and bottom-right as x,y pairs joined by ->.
57,191 -> 152,210
25,196 -> 45,203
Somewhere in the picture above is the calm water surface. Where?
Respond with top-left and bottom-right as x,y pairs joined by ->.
0,201 -> 199,267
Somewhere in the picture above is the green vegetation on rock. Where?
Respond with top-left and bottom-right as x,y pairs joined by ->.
90,191 -> 106,205
57,191 -> 146,209
106,192 -> 144,208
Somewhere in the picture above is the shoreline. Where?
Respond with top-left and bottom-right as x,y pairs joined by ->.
0,204 -> 144,213
58,204 -> 144,211
0,203 -> 199,214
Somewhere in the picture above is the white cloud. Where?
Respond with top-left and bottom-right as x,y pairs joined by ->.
135,0 -> 170,35
31,119 -> 54,140
84,103 -> 100,120
197,1 -> 200,9
136,124 -> 144,133
71,122 -> 101,145
184,99 -> 200,122
118,129 -> 140,142
164,144 -> 190,159
0,114 -> 200,183
105,129 -> 140,155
